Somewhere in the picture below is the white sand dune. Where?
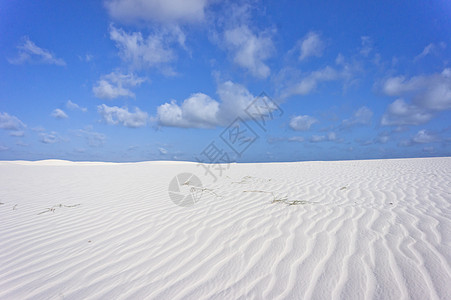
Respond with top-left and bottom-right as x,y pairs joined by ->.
0,157 -> 450,299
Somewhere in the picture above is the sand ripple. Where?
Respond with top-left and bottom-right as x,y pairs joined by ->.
0,158 -> 450,299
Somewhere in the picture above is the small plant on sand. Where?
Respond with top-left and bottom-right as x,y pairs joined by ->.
243,190 -> 313,206
230,176 -> 272,185
38,203 -> 81,215
190,186 -> 223,200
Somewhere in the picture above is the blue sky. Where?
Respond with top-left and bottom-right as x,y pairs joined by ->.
1,0 -> 451,162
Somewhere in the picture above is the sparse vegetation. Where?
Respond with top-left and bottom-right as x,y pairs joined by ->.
190,186 -> 223,200
38,204 -> 80,215
243,190 -> 315,206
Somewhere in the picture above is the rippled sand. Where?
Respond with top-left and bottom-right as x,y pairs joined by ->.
0,158 -> 450,299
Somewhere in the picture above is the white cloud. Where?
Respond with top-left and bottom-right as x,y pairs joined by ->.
51,108 -> 68,119
412,129 -> 436,144
310,135 -> 326,142
288,136 -> 304,142
298,31 -> 325,61
9,131 -> 25,137
109,25 -> 180,71
0,145 -> 9,151
284,66 -> 341,96
8,37 -> 66,66
216,81 -> 260,123
342,106 -> 373,127
98,104 -> 149,128
381,69 -> 451,111
399,129 -> 438,147
156,81 -> 278,128
159,147 -> 168,154
39,131 -> 61,144
93,71 -> 146,99
105,0 -> 210,24
280,53 -> 361,99
289,115 -> 318,131
310,132 -> 337,143
223,25 -> 274,78
66,100 -> 87,112
0,112 -> 26,131
381,69 -> 451,126
157,93 -> 219,128
414,42 -> 446,61
381,99 -> 433,126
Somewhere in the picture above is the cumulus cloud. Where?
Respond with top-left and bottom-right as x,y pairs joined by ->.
109,25 -> 180,72
289,115 -> 318,131
98,104 -> 149,128
381,99 -> 433,126
66,100 -> 87,112
223,25 -> 274,78
399,129 -> 438,147
282,62 -> 356,98
298,31 -> 325,61
381,69 -> 451,111
105,0 -> 210,24
51,108 -> 68,119
157,93 -> 220,128
156,81 -> 278,128
287,67 -> 338,95
159,147 -> 168,154
342,106 -> 373,127
93,71 -> 146,99
0,112 -> 26,132
8,37 -> 66,66
380,69 -> 451,126
39,131 -> 61,144
412,130 -> 436,144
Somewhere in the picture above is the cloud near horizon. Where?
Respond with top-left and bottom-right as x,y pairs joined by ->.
381,68 -> 451,126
